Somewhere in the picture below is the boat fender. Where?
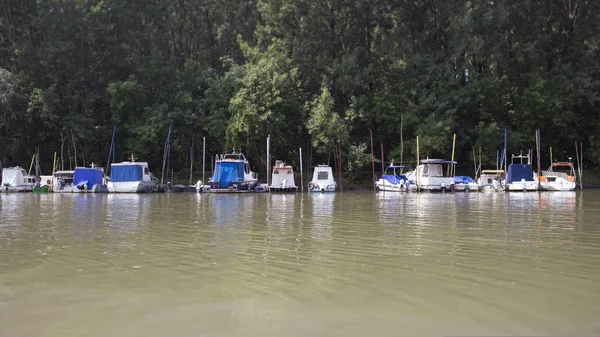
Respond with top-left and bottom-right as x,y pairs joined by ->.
308,182 -> 315,190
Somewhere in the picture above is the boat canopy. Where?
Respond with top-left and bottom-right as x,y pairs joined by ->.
387,165 -> 413,169
2,167 -> 28,186
506,164 -> 534,183
454,176 -> 476,184
481,170 -> 504,174
73,168 -> 103,188
212,161 -> 244,188
111,165 -> 143,182
420,159 -> 457,164
383,175 -> 409,184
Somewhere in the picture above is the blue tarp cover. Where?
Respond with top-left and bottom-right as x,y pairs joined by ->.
212,161 -> 245,188
111,165 -> 143,182
383,175 -> 408,185
454,176 -> 476,184
74,168 -> 103,188
506,164 -> 534,183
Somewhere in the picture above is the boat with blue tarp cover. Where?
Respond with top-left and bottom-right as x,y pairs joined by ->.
209,151 -> 258,193
73,165 -> 108,193
376,162 -> 415,192
454,175 -> 479,192
505,152 -> 538,191
107,154 -> 158,193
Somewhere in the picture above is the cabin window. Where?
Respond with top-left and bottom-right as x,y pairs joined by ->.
287,170 -> 292,174
548,177 -> 556,182
144,167 -> 149,175
437,166 -> 442,175
487,178 -> 492,184
318,172 -> 328,180
273,171 -> 279,174
423,166 -> 428,174
46,180 -> 51,185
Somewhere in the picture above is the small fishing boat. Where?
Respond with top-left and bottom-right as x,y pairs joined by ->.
405,158 -> 456,192
107,154 -> 158,193
52,170 -> 76,193
269,160 -> 298,192
477,170 -> 504,192
73,165 -> 108,193
32,183 -> 50,193
375,162 -> 415,192
505,153 -> 538,191
209,151 -> 258,193
1,166 -> 36,192
308,165 -> 336,192
539,160 -> 577,191
454,176 -> 479,192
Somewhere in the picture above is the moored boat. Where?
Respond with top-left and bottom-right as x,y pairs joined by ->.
2,166 -> 36,192
454,176 -> 479,192
52,170 -> 75,193
73,166 -> 108,193
208,151 -> 258,193
539,160 -> 577,191
107,154 -> 158,193
308,165 -> 336,192
269,160 -> 298,192
505,153 -> 538,192
477,170 -> 504,192
405,158 -> 456,192
375,162 -> 415,192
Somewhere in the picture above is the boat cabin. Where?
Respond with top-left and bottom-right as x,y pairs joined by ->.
269,160 -> 297,192
309,165 -> 336,192
409,158 -> 456,191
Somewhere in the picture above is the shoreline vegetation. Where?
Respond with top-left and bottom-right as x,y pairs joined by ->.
1,1 -> 598,183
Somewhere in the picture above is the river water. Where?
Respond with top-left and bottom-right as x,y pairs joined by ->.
0,191 -> 599,336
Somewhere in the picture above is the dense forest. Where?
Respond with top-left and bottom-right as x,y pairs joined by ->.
1,0 -> 599,181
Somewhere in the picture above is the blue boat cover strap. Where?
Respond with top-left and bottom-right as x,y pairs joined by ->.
111,165 -> 143,182
454,176 -> 476,184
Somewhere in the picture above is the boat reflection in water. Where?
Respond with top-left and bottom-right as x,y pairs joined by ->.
106,193 -> 150,249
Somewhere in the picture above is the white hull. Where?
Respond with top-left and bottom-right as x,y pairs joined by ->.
2,185 -> 32,192
53,185 -> 74,193
310,185 -> 336,193
506,181 -> 538,191
540,182 -> 576,191
108,181 -> 156,193
376,179 -> 415,192
479,184 -> 502,192
454,183 -> 479,192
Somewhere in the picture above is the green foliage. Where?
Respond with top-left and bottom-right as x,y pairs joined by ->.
0,0 -> 598,179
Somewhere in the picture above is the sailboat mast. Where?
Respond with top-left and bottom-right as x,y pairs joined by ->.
400,113 -> 404,167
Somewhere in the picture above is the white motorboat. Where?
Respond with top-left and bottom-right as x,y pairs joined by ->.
309,165 -> 336,192
1,166 -> 35,192
405,158 -> 456,192
107,154 -> 158,193
505,153 -> 538,191
376,162 -> 415,192
539,160 -> 577,191
208,151 -> 258,193
477,170 -> 504,192
269,160 -> 298,192
454,176 -> 479,192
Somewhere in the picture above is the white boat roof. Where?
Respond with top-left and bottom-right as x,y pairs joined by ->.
111,161 -> 149,166
420,159 -> 457,164
54,170 -> 75,174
